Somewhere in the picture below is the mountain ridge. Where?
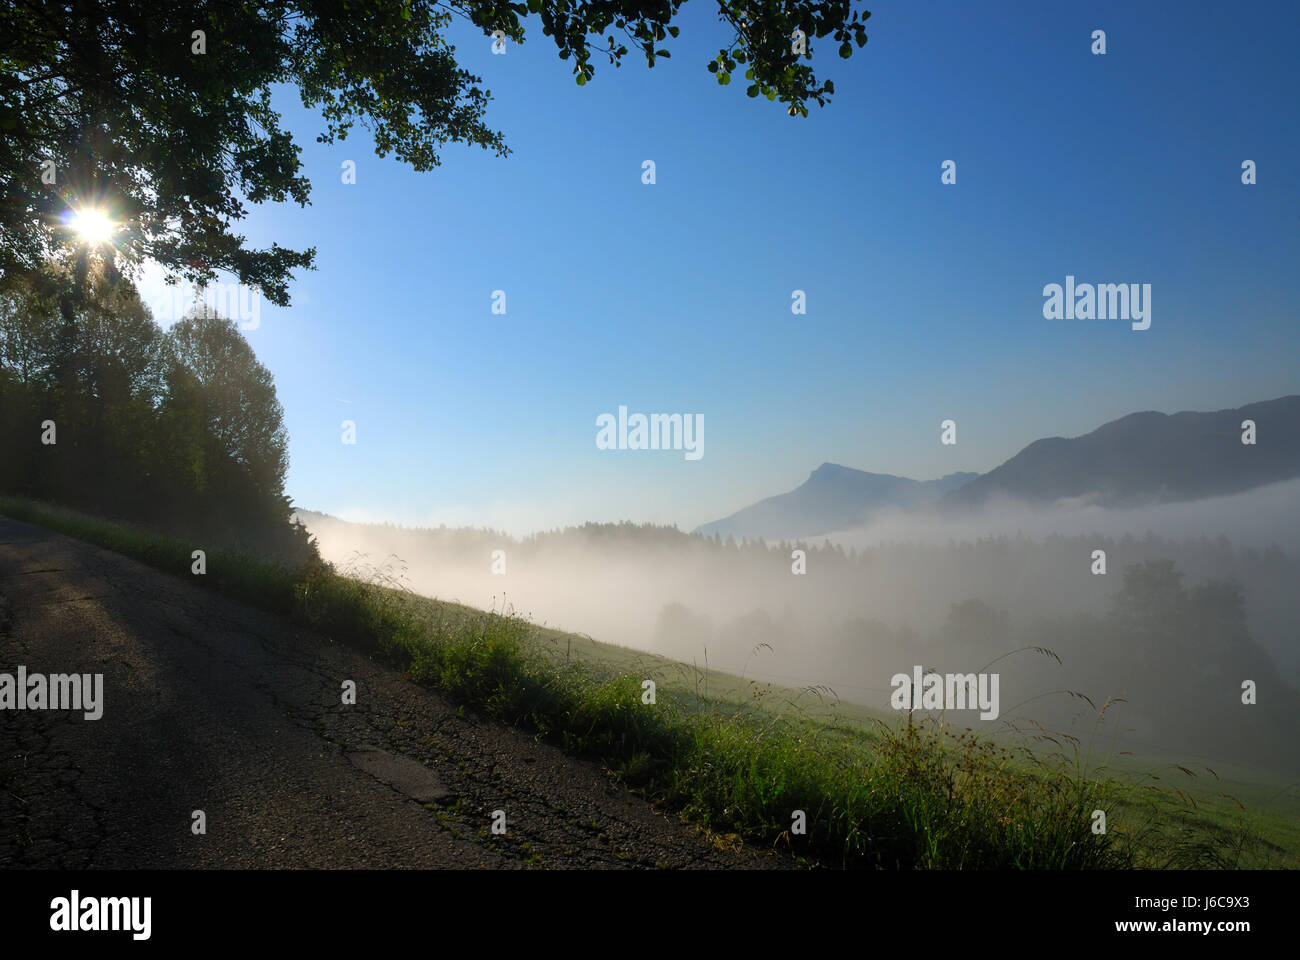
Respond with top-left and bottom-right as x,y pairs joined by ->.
694,396 -> 1300,540
943,395 -> 1300,509
692,466 -> 978,541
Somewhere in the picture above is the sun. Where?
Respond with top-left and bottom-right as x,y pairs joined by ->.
67,207 -> 116,246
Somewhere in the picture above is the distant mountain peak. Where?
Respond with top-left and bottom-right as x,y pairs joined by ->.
809,462 -> 887,482
693,464 -> 979,541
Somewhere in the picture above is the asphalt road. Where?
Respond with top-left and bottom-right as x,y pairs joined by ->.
0,516 -> 783,869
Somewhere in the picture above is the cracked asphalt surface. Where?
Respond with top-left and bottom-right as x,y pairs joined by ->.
0,517 -> 786,869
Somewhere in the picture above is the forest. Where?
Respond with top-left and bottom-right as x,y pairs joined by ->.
0,264 -> 311,563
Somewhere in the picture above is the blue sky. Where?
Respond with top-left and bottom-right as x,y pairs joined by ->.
137,1 -> 1300,534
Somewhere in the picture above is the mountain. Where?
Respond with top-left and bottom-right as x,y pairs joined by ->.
694,396 -> 1300,541
941,395 -> 1300,509
693,465 -> 979,541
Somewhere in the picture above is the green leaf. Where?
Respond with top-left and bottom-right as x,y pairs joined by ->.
745,68 -> 754,80
718,72 -> 731,85
576,73 -> 586,86
839,42 -> 852,58
746,84 -> 759,97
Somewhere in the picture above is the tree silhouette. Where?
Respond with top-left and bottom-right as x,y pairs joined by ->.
0,271 -> 307,560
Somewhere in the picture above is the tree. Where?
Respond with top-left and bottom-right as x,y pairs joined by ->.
0,275 -> 61,389
1103,561 -> 1300,769
0,0 -> 871,302
939,598 -> 1012,659
0,269 -> 304,556
166,305 -> 290,519
0,262 -> 165,503
0,279 -> 60,493
1110,559 -> 1184,650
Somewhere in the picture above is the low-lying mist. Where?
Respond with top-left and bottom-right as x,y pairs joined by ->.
296,481 -> 1300,772
835,477 -> 1300,552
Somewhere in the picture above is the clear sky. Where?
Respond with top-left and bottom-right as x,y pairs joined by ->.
137,1 -> 1300,535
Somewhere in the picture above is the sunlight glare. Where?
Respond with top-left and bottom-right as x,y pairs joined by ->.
68,207 -> 116,245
